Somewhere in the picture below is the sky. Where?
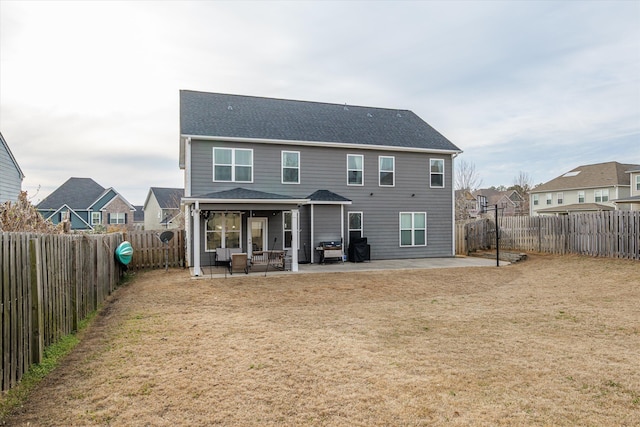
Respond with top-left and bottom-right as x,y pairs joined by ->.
1,0 -> 639,205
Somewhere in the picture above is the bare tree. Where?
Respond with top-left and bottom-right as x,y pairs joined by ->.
455,158 -> 483,191
455,159 -> 483,220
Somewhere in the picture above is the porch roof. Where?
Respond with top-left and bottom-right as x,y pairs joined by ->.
536,203 -> 615,214
183,187 -> 309,205
307,189 -> 352,205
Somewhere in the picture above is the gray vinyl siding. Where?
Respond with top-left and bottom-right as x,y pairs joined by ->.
189,139 -> 454,261
0,142 -> 23,203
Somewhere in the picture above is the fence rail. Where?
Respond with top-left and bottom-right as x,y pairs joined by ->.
456,211 -> 640,260
0,232 -> 124,392
124,230 -> 185,270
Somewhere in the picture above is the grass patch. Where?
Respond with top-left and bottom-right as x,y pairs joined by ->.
0,310 -> 98,421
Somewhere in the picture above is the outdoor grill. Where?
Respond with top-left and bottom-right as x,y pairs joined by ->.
316,241 -> 343,264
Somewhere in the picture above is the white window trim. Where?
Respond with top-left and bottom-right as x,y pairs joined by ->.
594,189 -> 609,203
348,211 -> 363,241
533,194 -> 539,206
110,212 -> 125,224
205,211 -> 242,252
347,154 -> 364,186
91,212 -> 101,225
429,159 -> 445,188
636,175 -> 640,192
546,193 -> 552,205
578,191 -> 585,204
399,212 -> 427,247
378,155 -> 395,187
212,147 -> 254,183
283,211 -> 293,250
281,150 -> 300,184
557,192 -> 563,205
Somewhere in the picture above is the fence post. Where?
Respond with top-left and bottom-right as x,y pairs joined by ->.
29,238 -> 44,365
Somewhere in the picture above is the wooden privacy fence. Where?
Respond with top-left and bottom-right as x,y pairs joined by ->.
0,232 -> 124,391
456,211 -> 640,260
124,229 -> 185,270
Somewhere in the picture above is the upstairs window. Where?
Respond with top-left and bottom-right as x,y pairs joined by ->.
533,194 -> 539,206
546,193 -> 552,205
213,148 -> 253,182
379,156 -> 395,186
400,212 -> 426,247
347,154 -> 364,185
636,175 -> 640,191
282,151 -> 300,184
595,189 -> 609,203
430,159 -> 444,188
557,192 -> 563,205
578,191 -> 585,203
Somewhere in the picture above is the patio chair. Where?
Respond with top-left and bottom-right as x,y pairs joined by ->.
229,253 -> 249,275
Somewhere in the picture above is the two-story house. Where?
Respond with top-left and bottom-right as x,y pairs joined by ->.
530,162 -> 640,215
37,177 -> 137,230
474,188 -> 527,216
612,167 -> 640,210
0,131 -> 25,204
143,187 -> 184,230
179,90 -> 462,275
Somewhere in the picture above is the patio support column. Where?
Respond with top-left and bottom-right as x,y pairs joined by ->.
310,204 -> 315,263
340,204 -> 345,258
193,201 -> 202,276
291,208 -> 299,272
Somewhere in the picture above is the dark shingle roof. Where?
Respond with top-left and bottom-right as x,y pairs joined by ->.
307,190 -> 351,202
532,162 -> 640,193
37,177 -> 106,210
180,91 -> 461,152
191,187 -> 298,200
151,187 -> 184,209
133,206 -> 144,222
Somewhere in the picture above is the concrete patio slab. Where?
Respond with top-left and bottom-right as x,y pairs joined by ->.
191,256 -> 508,279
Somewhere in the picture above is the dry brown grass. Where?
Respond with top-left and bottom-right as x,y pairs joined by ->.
4,254 -> 639,426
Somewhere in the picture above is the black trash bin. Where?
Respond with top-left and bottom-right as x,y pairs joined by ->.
348,237 -> 371,262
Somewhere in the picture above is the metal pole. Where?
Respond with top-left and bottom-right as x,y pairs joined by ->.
495,205 -> 500,267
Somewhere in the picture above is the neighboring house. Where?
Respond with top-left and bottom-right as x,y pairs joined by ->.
473,188 -> 526,216
612,167 -> 640,211
37,177 -> 137,230
132,205 -> 145,230
455,190 -> 479,220
179,90 -> 462,275
0,131 -> 25,203
143,187 -> 184,230
530,161 -> 640,215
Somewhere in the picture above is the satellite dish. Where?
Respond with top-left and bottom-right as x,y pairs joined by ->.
159,231 -> 174,244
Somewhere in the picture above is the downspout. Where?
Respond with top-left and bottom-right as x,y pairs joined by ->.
340,204 -> 345,259
185,137 -> 192,197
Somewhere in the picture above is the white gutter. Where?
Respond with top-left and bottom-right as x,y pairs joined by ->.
451,152 -> 459,257
181,133 -> 463,155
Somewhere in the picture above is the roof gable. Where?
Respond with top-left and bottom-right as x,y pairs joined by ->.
180,91 -> 461,154
148,187 -> 184,209
533,162 -> 640,193
37,177 -> 106,210
0,132 -> 25,179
